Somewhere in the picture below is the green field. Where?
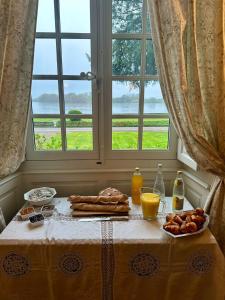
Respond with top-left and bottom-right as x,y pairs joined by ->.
35,131 -> 168,151
33,118 -> 169,127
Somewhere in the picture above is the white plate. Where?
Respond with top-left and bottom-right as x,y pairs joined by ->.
161,214 -> 209,238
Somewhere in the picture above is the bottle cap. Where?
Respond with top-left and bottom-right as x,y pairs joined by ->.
158,163 -> 162,167
177,170 -> 182,174
135,167 -> 140,171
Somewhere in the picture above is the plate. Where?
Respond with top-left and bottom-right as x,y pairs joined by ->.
161,214 -> 209,238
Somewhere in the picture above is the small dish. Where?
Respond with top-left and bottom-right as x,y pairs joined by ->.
41,204 -> 55,216
29,213 -> 44,227
19,207 -> 35,220
24,187 -> 56,206
161,214 -> 209,238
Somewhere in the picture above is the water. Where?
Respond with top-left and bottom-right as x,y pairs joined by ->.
32,100 -> 168,115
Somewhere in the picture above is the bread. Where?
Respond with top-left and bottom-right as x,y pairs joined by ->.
163,208 -> 206,235
99,187 -> 123,197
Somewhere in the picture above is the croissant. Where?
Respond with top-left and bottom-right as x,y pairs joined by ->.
195,208 -> 204,216
166,213 -> 175,222
164,224 -> 180,235
180,222 -> 188,234
185,222 -> 198,233
179,211 -> 194,220
191,214 -> 206,226
164,208 -> 206,235
173,215 -> 183,225
163,220 -> 179,228
186,215 -> 192,223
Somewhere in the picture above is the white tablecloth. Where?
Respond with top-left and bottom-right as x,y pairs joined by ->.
0,197 -> 224,300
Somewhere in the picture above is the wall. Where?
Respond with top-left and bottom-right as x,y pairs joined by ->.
0,173 -> 24,224
181,164 -> 215,208
20,159 -> 181,197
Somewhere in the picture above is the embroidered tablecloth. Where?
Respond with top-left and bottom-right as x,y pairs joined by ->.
0,197 -> 224,300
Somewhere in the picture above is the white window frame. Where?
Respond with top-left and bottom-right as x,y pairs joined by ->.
177,139 -> 198,171
103,0 -> 177,160
26,0 -> 177,162
26,0 -> 99,160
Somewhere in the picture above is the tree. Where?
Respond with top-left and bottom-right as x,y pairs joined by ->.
68,109 -> 82,122
112,0 -> 157,88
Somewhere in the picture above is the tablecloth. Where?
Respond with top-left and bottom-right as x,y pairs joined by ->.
0,197 -> 224,300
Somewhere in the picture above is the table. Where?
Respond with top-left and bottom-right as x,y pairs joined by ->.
0,197 -> 224,300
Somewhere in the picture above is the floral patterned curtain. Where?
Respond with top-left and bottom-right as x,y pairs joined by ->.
147,0 -> 225,254
0,0 -> 38,178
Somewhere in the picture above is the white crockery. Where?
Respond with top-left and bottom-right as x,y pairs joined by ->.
24,187 -> 56,206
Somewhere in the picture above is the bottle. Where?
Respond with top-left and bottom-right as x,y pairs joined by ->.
172,171 -> 184,211
131,167 -> 143,204
153,163 -> 165,204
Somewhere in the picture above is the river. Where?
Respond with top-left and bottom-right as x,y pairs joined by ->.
32,100 -> 168,114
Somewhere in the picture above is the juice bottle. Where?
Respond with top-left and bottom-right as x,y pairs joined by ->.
131,167 -> 143,204
172,171 -> 184,211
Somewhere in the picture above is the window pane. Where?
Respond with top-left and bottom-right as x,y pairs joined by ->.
142,118 -> 169,150
60,0 -> 90,33
146,40 -> 157,75
112,81 -> 139,114
144,81 -> 168,113
112,0 -> 143,33
31,80 -> 59,114
36,0 -> 55,32
146,13 -> 151,33
33,118 -> 62,151
112,118 -> 138,150
112,40 -> 141,75
62,39 -> 91,75
33,39 -> 57,75
64,81 -> 92,114
66,118 -> 93,150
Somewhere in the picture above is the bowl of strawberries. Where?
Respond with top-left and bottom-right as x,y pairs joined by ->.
162,208 -> 209,238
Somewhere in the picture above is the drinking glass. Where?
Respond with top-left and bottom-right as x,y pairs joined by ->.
140,187 -> 162,220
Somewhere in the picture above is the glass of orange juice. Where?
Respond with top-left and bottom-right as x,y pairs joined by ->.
140,187 -> 161,220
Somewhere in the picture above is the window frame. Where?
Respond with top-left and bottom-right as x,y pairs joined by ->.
26,0 -> 177,161
103,0 -> 177,160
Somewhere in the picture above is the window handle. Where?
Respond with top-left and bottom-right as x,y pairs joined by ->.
80,71 -> 96,80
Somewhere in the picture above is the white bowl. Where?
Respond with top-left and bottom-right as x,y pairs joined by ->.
24,187 -> 56,206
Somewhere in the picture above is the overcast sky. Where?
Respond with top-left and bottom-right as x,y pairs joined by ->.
32,0 -> 163,100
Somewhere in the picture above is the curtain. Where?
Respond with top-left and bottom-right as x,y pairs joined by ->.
0,0 -> 38,178
147,0 -> 225,254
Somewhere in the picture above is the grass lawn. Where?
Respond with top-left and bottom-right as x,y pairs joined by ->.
35,131 -> 168,151
67,132 -> 93,150
34,118 -> 169,127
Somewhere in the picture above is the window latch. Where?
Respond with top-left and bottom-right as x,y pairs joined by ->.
80,71 -> 96,81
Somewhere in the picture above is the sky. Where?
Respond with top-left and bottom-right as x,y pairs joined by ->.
32,0 -> 163,101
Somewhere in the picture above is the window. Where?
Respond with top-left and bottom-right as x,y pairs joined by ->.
27,0 -> 177,161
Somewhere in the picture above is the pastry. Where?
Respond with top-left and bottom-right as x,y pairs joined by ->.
99,187 -> 123,197
173,215 -> 183,225
164,224 -> 180,235
163,208 -> 206,235
185,222 -> 198,233
195,208 -> 204,216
